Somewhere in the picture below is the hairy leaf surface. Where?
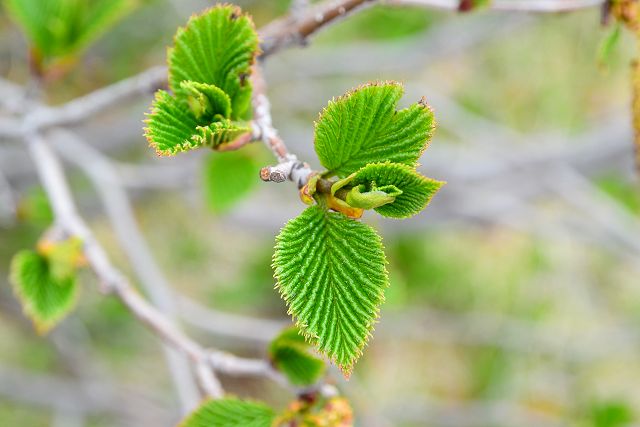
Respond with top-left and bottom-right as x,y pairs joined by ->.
193,120 -> 251,150
179,398 -> 274,427
332,162 -> 444,218
168,4 -> 258,120
145,90 -> 200,156
273,205 -> 388,375
10,250 -> 79,334
314,82 -> 435,177
269,327 -> 325,386
181,80 -> 232,120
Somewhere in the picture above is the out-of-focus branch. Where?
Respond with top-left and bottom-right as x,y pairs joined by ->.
26,131 -> 219,407
260,0 -> 375,57
25,129 -> 303,405
385,0 -> 604,11
23,66 -> 167,131
0,363 -> 171,423
178,296 -> 287,343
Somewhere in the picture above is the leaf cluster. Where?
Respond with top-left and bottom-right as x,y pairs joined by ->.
274,82 -> 444,375
145,5 -> 259,156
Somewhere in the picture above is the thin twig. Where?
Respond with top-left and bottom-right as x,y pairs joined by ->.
21,66 -> 167,132
260,0 -> 375,57
251,65 -> 314,187
385,0 -> 604,11
26,131 -> 216,407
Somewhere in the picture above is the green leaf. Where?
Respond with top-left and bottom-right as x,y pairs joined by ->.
178,398 -> 275,427
145,90 -> 201,156
269,327 -> 326,386
9,250 -> 79,334
181,81 -> 232,121
202,150 -> 258,214
273,205 -> 388,376
332,162 -> 444,218
5,0 -> 135,65
168,4 -> 259,121
344,184 -> 402,210
193,120 -> 252,150
314,82 -> 435,177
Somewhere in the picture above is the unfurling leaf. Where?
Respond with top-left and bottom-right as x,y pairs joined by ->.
145,5 -> 259,156
145,90 -> 201,156
10,250 -> 79,334
273,205 -> 388,376
168,4 -> 259,121
5,0 -> 135,68
181,81 -> 232,120
178,398 -> 275,427
269,326 -> 326,386
193,120 -> 252,150
332,162 -> 444,218
203,149 -> 260,214
314,81 -> 434,177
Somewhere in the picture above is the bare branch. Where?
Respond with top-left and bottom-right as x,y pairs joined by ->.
385,0 -> 604,11
178,295 -> 287,343
26,131 -> 206,409
24,66 -> 167,131
252,65 -> 314,187
260,0 -> 375,57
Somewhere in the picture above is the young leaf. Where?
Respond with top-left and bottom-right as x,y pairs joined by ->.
168,4 -> 259,121
178,398 -> 275,427
274,396 -> 354,427
181,81 -> 232,121
314,82 -> 435,177
332,162 -> 444,218
9,250 -> 79,334
269,327 -> 326,386
202,150 -> 258,214
5,0 -> 135,66
273,205 -> 388,376
193,120 -> 252,150
145,90 -> 201,156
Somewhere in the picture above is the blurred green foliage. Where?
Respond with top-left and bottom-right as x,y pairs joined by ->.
202,145 -> 266,215
3,0 -> 137,71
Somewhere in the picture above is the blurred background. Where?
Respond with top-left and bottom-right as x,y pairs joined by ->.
1,0 -> 640,426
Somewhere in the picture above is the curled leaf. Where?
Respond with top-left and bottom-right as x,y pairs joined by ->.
332,162 -> 443,218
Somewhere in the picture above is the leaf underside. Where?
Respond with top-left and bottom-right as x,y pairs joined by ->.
339,162 -> 444,218
178,398 -> 275,427
168,4 -> 258,121
269,327 -> 326,386
273,205 -> 388,375
314,81 -> 435,177
10,250 -> 79,334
